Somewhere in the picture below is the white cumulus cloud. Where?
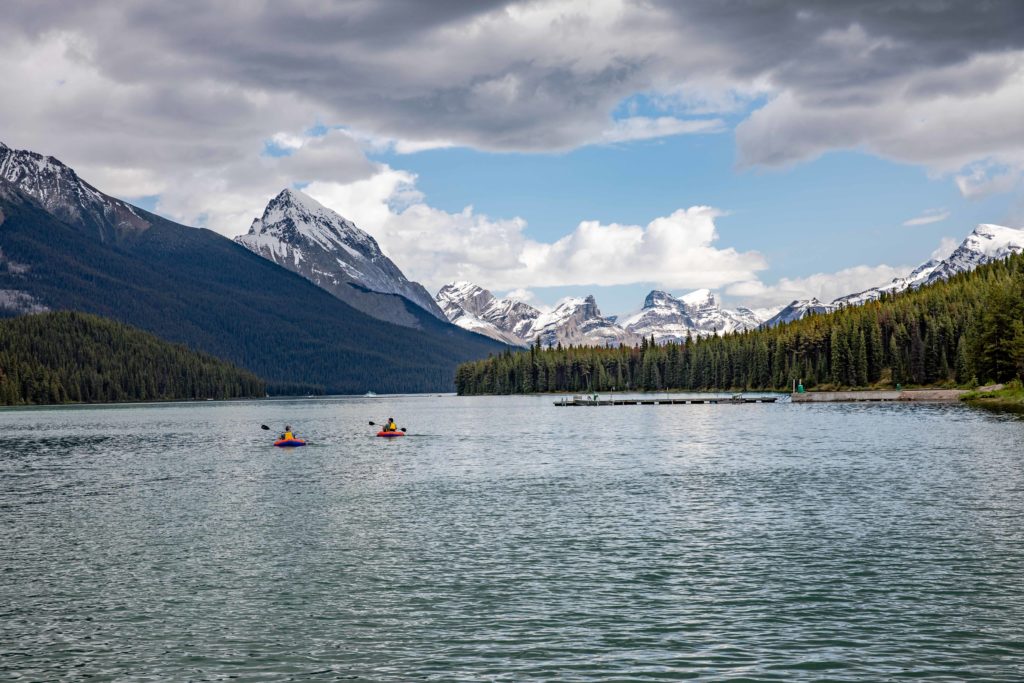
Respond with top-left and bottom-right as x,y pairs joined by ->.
304,174 -> 766,294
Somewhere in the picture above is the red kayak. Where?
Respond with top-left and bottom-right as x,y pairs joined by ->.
376,431 -> 404,438
274,438 -> 307,447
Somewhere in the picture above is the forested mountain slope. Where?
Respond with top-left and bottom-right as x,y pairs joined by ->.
455,252 -> 1024,394
0,312 -> 264,404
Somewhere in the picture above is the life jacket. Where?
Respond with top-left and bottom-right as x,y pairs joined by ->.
386,422 -> 397,432
283,431 -> 295,440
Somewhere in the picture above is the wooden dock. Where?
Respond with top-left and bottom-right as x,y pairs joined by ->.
553,395 -> 779,406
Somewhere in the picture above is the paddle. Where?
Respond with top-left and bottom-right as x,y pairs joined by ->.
261,424 -> 270,430
369,421 -> 407,433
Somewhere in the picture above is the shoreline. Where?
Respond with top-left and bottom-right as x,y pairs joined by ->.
960,383 -> 1024,412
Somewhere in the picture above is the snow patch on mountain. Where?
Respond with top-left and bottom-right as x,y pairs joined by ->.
761,298 -> 836,328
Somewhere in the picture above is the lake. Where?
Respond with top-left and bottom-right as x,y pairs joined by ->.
2,395 -> 1023,680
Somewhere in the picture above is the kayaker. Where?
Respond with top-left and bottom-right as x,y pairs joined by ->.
383,418 -> 398,433
281,425 -> 297,440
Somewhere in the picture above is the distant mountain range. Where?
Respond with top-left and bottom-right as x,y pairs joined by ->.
436,282 -> 760,347
437,223 -> 1024,346
0,141 -> 505,393
4,139 -> 1021,368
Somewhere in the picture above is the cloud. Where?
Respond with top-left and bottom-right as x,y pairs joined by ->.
0,31 -> 375,234
930,237 -> 959,262
4,1 -> 1023,170
954,162 -> 1023,199
151,130 -> 376,235
500,288 -> 551,312
735,52 -> 1024,175
303,172 -> 766,293
601,116 -> 725,143
903,208 -> 950,227
3,0 -> 1023,249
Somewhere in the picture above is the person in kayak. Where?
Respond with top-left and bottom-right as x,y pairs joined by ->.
281,425 -> 297,440
383,418 -> 398,433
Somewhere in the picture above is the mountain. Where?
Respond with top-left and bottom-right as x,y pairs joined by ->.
531,295 -> 642,348
235,189 -> 444,327
436,282 -> 762,347
766,224 -> 1024,327
622,289 -> 763,342
929,224 -> 1024,282
0,141 -> 150,243
761,298 -> 835,328
435,282 -> 537,346
832,224 -> 1023,308
0,142 -> 505,393
435,283 -> 640,347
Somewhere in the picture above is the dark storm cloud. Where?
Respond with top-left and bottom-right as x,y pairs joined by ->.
2,0 -> 1022,210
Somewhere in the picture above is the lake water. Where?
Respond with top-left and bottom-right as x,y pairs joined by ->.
2,395 -> 1023,681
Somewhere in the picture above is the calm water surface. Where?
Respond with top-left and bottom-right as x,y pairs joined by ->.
1,395 -> 1023,681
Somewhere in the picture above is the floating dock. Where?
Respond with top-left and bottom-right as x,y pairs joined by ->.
790,389 -> 966,403
554,396 -> 779,406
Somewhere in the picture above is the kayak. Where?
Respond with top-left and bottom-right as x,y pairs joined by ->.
274,438 -> 307,448
376,431 -> 404,438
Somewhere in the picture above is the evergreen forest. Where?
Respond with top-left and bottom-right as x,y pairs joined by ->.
0,312 -> 265,405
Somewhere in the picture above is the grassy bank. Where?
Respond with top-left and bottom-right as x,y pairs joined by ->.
961,381 -> 1024,411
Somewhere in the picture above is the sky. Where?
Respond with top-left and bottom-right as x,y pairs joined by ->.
1,1 -> 1023,316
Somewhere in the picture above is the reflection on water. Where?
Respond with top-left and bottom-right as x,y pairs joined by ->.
1,396 -> 1023,680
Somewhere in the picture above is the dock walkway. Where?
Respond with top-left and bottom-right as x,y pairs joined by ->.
554,396 -> 779,406
790,389 -> 965,403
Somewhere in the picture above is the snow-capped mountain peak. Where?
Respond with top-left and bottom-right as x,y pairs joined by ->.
931,223 -> 1023,281
246,188 -> 381,260
236,189 -> 445,322
0,141 -> 150,242
966,223 -> 1024,257
828,223 -> 1024,311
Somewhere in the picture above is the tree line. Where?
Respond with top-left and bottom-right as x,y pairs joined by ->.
0,312 -> 265,405
455,252 -> 1024,395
